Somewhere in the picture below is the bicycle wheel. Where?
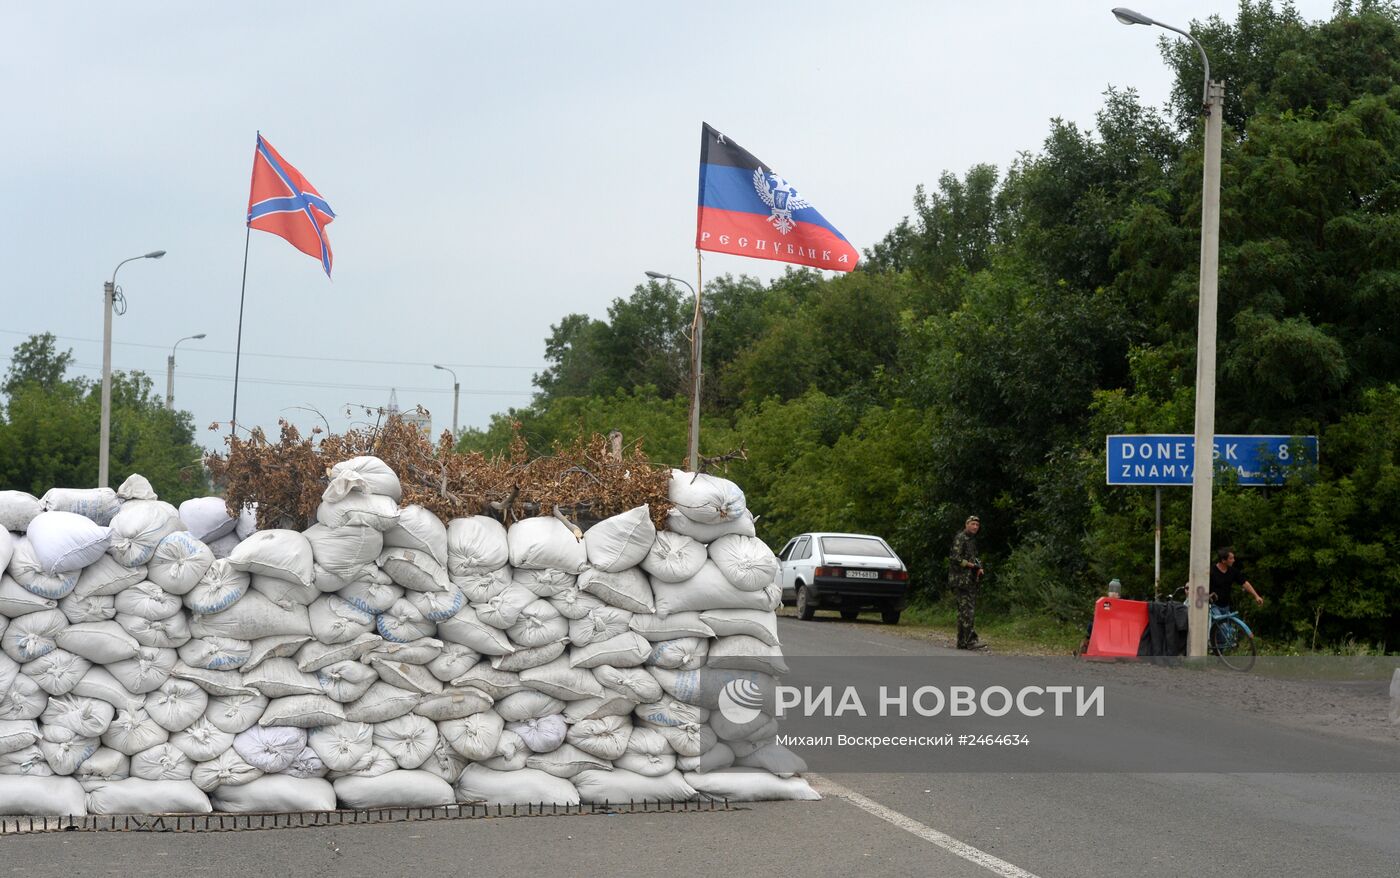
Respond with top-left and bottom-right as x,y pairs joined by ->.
1209,617 -> 1257,672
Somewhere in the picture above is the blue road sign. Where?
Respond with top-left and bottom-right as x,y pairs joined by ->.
1106,434 -> 1319,486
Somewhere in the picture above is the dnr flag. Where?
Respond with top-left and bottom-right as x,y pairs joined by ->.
247,133 -> 336,276
696,123 -> 858,272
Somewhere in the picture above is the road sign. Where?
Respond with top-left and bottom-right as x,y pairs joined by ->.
1106,434 -> 1318,486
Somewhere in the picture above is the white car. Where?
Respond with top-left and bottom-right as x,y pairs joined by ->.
775,532 -> 910,624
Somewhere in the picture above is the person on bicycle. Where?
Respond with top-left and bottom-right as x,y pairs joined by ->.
1209,547 -> 1264,612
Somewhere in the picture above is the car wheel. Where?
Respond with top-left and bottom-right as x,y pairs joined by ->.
881,607 -> 902,625
796,585 -> 815,620
840,608 -> 860,621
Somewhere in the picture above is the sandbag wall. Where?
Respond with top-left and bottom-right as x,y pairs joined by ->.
0,461 -> 816,816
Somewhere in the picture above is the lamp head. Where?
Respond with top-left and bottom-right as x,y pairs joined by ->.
644,271 -> 667,280
192,334 -> 206,340
1112,7 -> 1154,26
144,250 -> 167,259
434,364 -> 446,371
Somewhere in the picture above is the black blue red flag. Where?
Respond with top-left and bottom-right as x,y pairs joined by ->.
246,134 -> 336,276
695,123 -> 858,272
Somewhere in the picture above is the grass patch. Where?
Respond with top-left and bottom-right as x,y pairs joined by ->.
891,599 -> 1084,654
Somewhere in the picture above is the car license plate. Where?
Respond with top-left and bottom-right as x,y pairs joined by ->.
847,570 -> 878,579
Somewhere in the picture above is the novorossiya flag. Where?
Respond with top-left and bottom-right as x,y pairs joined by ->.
246,133 -> 336,276
695,122 -> 858,272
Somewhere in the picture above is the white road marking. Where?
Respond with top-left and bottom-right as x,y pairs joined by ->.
807,774 -> 1043,878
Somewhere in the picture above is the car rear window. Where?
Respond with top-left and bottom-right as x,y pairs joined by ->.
819,537 -> 893,557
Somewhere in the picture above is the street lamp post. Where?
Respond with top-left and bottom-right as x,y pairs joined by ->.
1113,7 -> 1222,658
166,333 -> 206,410
433,364 -> 460,440
100,250 -> 166,488
645,270 -> 702,470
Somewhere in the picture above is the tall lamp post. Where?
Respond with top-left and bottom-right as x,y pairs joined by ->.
166,333 -> 206,410
100,250 -> 166,488
433,364 -> 460,440
645,270 -> 701,470
1113,6 -> 1222,657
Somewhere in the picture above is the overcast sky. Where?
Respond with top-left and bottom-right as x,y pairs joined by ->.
1,1 -> 1335,452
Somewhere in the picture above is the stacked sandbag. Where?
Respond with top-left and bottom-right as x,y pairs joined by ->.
1,461 -> 815,815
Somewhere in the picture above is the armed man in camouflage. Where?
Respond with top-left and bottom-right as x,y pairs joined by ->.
949,515 -> 986,650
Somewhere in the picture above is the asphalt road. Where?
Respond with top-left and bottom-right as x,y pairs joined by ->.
6,616 -> 1398,878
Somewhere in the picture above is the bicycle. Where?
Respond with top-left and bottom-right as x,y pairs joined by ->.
1169,586 -> 1258,671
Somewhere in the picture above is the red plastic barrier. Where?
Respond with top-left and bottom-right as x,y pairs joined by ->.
1083,598 -> 1149,658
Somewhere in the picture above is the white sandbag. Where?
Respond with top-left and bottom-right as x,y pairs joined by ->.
369,658 -> 441,696
439,710 -> 504,761
584,505 -> 656,573
512,567 -> 578,598
708,635 -> 789,675
490,642 -> 565,673
0,719 -> 41,755
178,636 -> 251,671
455,764 -> 578,806
520,657 -> 605,701
5,609 -> 69,662
191,749 -> 261,792
228,529 -> 314,588
644,720 -> 717,758
334,769 -> 453,808
59,592 -> 117,625
114,581 -> 182,621
233,725 -> 307,773
73,555 -> 146,599
260,695 -> 345,728
243,658 -> 322,698
107,502 -> 181,568
379,547 -> 449,593
344,682 -> 420,724
418,735 -> 467,786
507,516 -> 587,572
308,596 -> 374,645
146,532 -> 214,595
548,584 -> 601,621
445,516 -> 509,576
449,665 -> 523,701
328,744 -> 394,778
39,731 -> 99,775
665,508 -> 757,543
1,674 -> 47,721
525,742 -> 611,778
667,470 -> 746,524
427,643 -> 480,684
473,584 -> 534,630
178,496 -> 236,543
506,714 -> 567,753
130,742 -> 194,781
646,637 -> 709,671
244,634 -> 312,672
316,494 -> 401,532
205,692 -> 269,735
0,744 -> 50,776
378,598 -> 437,644
168,717 -> 234,764
567,714 -> 631,760
407,586 -> 464,622
0,529 -> 10,575
115,474 -> 157,501
184,559 -> 249,615
249,572 -> 318,608
7,538 -> 79,599
436,605 -> 514,656
331,575 -> 395,616
495,691 -> 565,723
579,567 -> 654,614
145,679 -> 208,732
574,767 -> 696,804
308,722 -> 374,772
617,726 -> 676,778
0,575 -> 59,616
0,491 -> 43,533
190,591 -> 312,640
708,534 -> 779,592
507,599 -> 567,648
641,531 -> 708,583
316,660 -> 379,703
40,487 -> 120,526
106,647 -> 176,694
110,615 -> 183,661
570,632 -> 652,669
0,653 -> 18,699
75,747 -> 130,784
41,694 -> 114,739
363,638 -> 442,666
687,767 -> 819,801
651,561 -> 773,617
206,532 -> 241,560
591,665 -> 663,703
167,663 -> 252,698
629,611 -> 715,642
210,775 -> 335,812
235,505 -> 258,540
295,635 -> 382,674
0,775 -> 86,814
373,714 -> 438,769
383,505 -> 448,567
284,746 -> 327,778
324,456 -> 402,503
26,511 -> 112,573
452,567 -> 512,604
304,523 -> 382,581
698,608 -> 780,646
569,604 -> 633,647
636,695 -> 710,728
71,667 -> 143,713
733,742 -> 807,776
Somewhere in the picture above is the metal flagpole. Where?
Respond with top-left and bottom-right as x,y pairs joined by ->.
688,250 -> 704,471
230,225 -> 251,437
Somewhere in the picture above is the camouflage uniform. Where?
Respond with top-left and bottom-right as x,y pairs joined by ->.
948,527 -> 981,649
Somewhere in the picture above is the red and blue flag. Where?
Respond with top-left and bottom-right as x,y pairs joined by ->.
696,123 -> 858,272
247,133 -> 336,276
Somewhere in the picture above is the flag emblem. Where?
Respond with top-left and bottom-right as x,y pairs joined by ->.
246,134 -> 336,276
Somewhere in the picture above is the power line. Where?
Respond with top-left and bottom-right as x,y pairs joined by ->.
0,328 -> 544,371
